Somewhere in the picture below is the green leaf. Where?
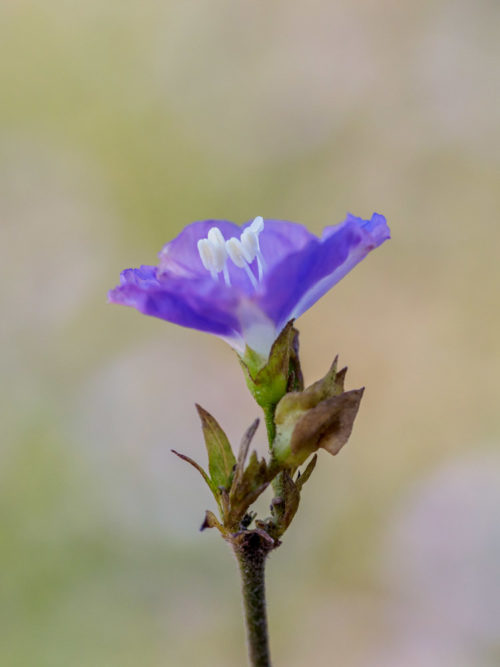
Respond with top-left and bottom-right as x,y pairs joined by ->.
295,454 -> 318,492
225,419 -> 281,530
272,470 -> 300,537
196,404 -> 236,489
228,450 -> 270,527
231,418 -> 260,493
171,449 -> 215,493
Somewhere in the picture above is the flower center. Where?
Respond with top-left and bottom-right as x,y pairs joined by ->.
197,216 -> 266,289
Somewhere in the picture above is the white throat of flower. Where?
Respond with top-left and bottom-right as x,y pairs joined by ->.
197,216 -> 266,288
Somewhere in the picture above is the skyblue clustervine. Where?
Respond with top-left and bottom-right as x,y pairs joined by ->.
109,213 -> 390,358
108,212 -> 390,667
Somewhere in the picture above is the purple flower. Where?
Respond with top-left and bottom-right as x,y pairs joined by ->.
109,213 -> 390,357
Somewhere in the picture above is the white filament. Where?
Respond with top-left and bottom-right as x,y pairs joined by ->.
226,237 -> 258,288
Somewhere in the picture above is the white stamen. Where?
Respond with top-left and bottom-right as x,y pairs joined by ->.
225,237 -> 248,268
241,218 -> 266,281
198,219 -> 266,289
207,228 -> 227,269
255,254 -> 265,281
250,216 -> 264,234
240,228 -> 259,261
226,237 -> 258,288
243,264 -> 258,289
207,227 -> 231,285
197,238 -> 218,280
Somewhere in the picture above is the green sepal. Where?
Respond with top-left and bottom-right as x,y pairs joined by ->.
196,404 -> 236,490
287,326 -> 304,392
239,321 -> 300,409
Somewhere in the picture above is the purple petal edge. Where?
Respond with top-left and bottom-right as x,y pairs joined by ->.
108,268 -> 243,339
259,213 -> 390,330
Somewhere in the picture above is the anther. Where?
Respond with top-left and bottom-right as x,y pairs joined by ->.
250,215 -> 264,234
241,217 -> 266,281
226,237 -> 258,289
198,219 -> 266,289
207,227 -> 230,286
197,238 -> 218,281
241,228 -> 259,260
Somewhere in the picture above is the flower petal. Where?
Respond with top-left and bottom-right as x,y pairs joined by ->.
259,213 -> 390,330
242,218 -> 316,272
119,265 -> 159,288
109,214 -> 390,358
158,219 -> 241,279
109,267 -> 244,342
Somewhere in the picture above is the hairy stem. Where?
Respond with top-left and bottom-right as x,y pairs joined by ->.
233,532 -> 274,667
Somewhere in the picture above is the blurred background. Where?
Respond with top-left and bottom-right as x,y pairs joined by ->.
1,1 -> 499,665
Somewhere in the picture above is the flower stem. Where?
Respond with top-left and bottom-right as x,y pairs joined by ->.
232,532 -> 274,667
262,403 -> 286,522
263,403 -> 276,449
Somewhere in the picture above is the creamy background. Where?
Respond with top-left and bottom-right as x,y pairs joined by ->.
2,1 -> 499,665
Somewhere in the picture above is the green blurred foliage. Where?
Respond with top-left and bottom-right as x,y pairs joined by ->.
1,1 -> 499,665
